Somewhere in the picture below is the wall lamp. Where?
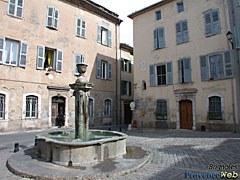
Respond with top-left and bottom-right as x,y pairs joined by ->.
226,31 -> 234,49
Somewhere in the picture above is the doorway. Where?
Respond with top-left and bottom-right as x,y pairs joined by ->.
124,103 -> 132,124
179,100 -> 193,130
51,96 -> 65,126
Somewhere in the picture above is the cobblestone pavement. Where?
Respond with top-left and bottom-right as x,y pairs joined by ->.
1,129 -> 240,180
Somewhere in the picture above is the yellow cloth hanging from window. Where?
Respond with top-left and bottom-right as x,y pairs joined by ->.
48,51 -> 52,67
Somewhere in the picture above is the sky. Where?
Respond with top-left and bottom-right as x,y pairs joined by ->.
91,0 -> 161,46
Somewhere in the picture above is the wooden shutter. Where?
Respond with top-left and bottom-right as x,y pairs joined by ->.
36,45 -> 45,70
216,54 -> 224,79
108,62 -> 112,80
182,20 -> 189,43
224,50 -> 233,78
128,61 -> 131,73
0,36 -> 5,64
76,18 -> 81,36
158,27 -> 165,48
204,11 -> 213,36
108,30 -> 112,47
96,58 -> 101,78
200,55 -> 209,81
97,26 -> 101,43
16,0 -> 24,18
177,59 -> 182,83
56,49 -> 63,72
19,41 -> 28,67
121,81 -> 125,95
149,64 -> 156,86
121,59 -> 124,71
46,6 -> 54,27
53,8 -> 59,29
234,26 -> 240,49
212,9 -> 221,35
81,20 -> 86,37
183,58 -> 191,82
129,82 -> 131,96
209,55 -> 217,80
176,22 -> 182,44
154,28 -> 158,49
166,61 -> 173,85
75,54 -> 81,76
8,0 -> 15,16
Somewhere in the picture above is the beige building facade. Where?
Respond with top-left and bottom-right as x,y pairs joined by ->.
0,0 -> 122,132
129,0 -> 239,131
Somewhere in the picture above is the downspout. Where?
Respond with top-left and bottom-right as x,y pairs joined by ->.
115,23 -> 118,125
120,46 -> 122,125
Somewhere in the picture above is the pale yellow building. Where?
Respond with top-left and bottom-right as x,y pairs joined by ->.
129,0 -> 238,131
0,0 -> 122,132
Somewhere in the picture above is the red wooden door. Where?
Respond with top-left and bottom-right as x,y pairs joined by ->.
180,100 -> 193,130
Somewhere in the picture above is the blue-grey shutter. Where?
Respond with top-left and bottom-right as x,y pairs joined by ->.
19,41 -> 28,67
238,0 -> 240,5
76,18 -> 81,36
158,27 -> 165,48
183,58 -> 191,82
75,54 -> 81,76
204,11 -> 212,36
216,54 -> 224,79
200,55 -> 209,81
154,28 -> 158,49
234,26 -> 240,49
97,26 -> 101,43
16,0 -> 24,18
0,36 -> 5,64
46,6 -> 54,27
81,20 -> 86,37
150,64 -> 156,86
209,55 -> 217,80
37,45 -> 45,70
108,30 -> 112,47
166,61 -> 173,85
8,0 -> 15,16
224,50 -> 233,78
182,20 -> 189,43
56,49 -> 63,72
177,59 -> 182,83
96,58 -> 101,78
212,9 -> 221,35
176,22 -> 182,44
108,62 -> 112,80
53,8 -> 59,29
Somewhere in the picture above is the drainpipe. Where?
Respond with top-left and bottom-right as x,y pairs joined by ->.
120,46 -> 122,125
115,24 -> 118,125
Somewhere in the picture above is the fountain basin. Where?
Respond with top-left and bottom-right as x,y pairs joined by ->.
35,130 -> 127,166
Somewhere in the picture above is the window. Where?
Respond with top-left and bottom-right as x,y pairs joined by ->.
8,0 -> 24,18
121,58 -> 131,73
177,2 -> 184,13
149,62 -> 173,86
89,98 -> 93,117
36,46 -> 63,72
200,50 -> 232,81
238,0 -> 240,6
154,27 -> 165,49
208,96 -> 222,120
96,59 -> 112,80
204,9 -> 221,37
46,6 -> 59,30
234,26 -> 240,49
76,18 -> 86,38
97,26 -> 112,47
176,20 -> 189,44
121,81 -> 131,96
155,10 -> 161,20
0,94 -> 5,120
156,100 -> 167,120
178,58 -> 192,83
25,96 -> 38,118
142,80 -> 146,90
104,99 -> 111,117
74,53 -> 85,76
0,37 -> 28,67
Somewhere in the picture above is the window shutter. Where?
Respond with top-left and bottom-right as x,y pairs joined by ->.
81,54 -> 85,63
53,8 -> 59,29
224,50 -> 233,78
96,58 -> 101,78
158,27 -> 165,48
177,60 -> 182,83
81,20 -> 86,37
0,36 -> 5,64
212,9 -> 221,35
200,55 -> 209,81
209,55 -> 217,80
46,6 -> 54,27
234,26 -> 240,49
36,45 -> 45,70
149,64 -> 156,86
154,29 -> 158,49
8,0 -> 15,16
183,58 -> 192,82
129,82 -> 131,96
204,11 -> 213,36
182,20 -> 189,43
97,26 -> 101,43
166,61 -> 173,85
108,30 -> 112,47
16,0 -> 24,18
56,49 -> 63,72
19,41 -> 28,67
121,81 -> 125,95
128,61 -> 131,73
216,54 -> 224,79
76,18 -> 81,36
121,59 -> 124,71
108,62 -> 112,80
176,22 -> 182,44
75,54 -> 81,76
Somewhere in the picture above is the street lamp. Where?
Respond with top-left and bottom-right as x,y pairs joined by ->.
226,31 -> 234,49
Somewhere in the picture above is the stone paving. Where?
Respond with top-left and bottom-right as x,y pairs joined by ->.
1,129 -> 240,180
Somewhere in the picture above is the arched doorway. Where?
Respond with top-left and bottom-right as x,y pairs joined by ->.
51,96 -> 65,126
179,100 -> 193,130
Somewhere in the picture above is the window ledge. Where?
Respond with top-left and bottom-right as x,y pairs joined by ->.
7,13 -> 23,20
176,40 -> 189,45
154,47 -> 166,50
23,118 -> 38,120
98,42 -> 111,48
0,119 -> 8,122
76,35 -> 86,39
46,26 -> 58,31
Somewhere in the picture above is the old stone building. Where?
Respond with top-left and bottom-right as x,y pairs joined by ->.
0,0 -> 122,132
129,0 -> 239,131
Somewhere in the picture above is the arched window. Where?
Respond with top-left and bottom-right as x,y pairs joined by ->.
89,98 -> 94,117
104,99 -> 111,117
26,95 -> 38,118
0,94 -> 5,120
208,96 -> 222,120
156,100 -> 167,120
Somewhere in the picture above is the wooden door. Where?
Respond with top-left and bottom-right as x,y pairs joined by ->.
180,100 -> 193,130
51,103 -> 58,126
124,103 -> 132,125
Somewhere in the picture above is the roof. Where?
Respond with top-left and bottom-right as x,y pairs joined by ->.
128,0 -> 175,19
120,43 -> 133,55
